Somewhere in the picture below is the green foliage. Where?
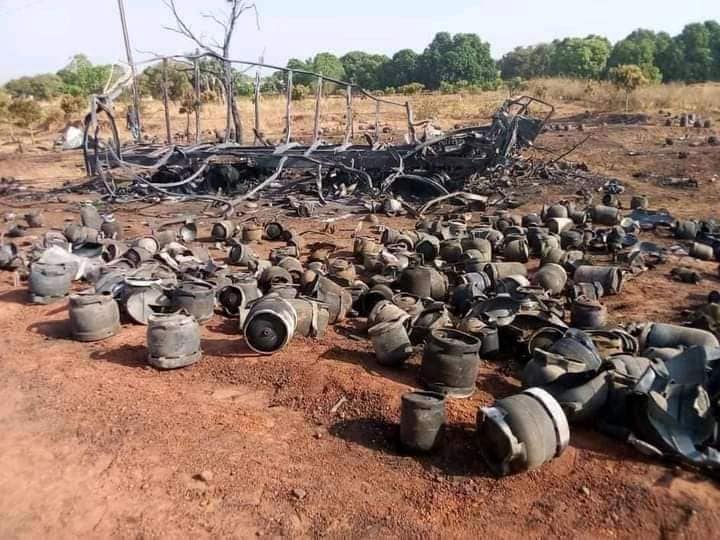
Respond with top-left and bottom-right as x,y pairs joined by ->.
260,76 -> 281,94
550,36 -> 611,79
56,54 -> 114,96
59,94 -> 86,118
235,75 -> 255,97
397,82 -> 425,95
499,43 -> 557,80
607,29 -> 662,82
506,77 -> 527,95
291,84 -> 311,101
380,49 -> 419,88
609,64 -> 649,110
138,61 -> 192,101
286,53 -> 346,87
311,52 -> 346,85
340,51 -> 389,90
4,73 -> 64,100
609,64 -> 649,91
677,23 -> 714,82
417,32 -> 499,89
8,97 -> 43,127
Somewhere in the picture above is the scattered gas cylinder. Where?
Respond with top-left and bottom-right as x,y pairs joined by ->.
69,292 -> 120,342
172,280 -> 215,323
368,319 -> 413,366
147,312 -> 201,370
243,295 -> 298,354
29,262 -> 73,304
399,391 -> 446,452
477,388 -> 569,476
420,329 -> 482,398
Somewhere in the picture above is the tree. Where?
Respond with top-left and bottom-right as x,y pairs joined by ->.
340,51 -> 389,90
164,0 -> 259,142
677,23 -> 714,82
499,42 -> 558,80
499,46 -> 534,79
417,32 -> 498,89
654,32 -> 685,81
312,53 -> 346,82
551,36 -> 611,79
379,49 -> 419,88
56,54 -> 115,96
138,61 -> 192,101
60,94 -> 86,118
705,20 -> 720,79
607,29 -> 662,82
609,64 -> 648,111
4,74 -> 64,99
285,53 -> 346,91
7,97 -> 44,143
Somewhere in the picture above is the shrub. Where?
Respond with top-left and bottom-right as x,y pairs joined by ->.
60,94 -> 86,118
398,82 -> 425,95
291,84 -> 310,101
8,97 -> 43,127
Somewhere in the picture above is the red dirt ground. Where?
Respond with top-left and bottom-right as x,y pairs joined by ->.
1,112 -> 720,538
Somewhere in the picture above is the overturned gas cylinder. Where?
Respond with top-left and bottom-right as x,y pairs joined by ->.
574,265 -> 624,295
29,262 -> 74,304
147,312 -> 202,370
69,292 -> 120,342
399,391 -> 446,452
287,297 -> 330,338
243,295 -> 298,354
420,329 -> 482,398
477,387 -> 569,476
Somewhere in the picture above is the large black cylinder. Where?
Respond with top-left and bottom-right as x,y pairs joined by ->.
399,391 -> 446,452
420,329 -> 482,398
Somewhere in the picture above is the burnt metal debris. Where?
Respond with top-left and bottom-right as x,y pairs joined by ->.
6,178 -> 720,480
84,95 -> 554,218
4,59 -> 720,481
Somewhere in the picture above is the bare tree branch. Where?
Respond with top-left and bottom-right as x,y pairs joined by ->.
162,0 -> 218,55
201,11 -> 228,32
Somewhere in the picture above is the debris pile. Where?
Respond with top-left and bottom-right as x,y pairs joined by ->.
86,96 -> 560,214
4,175 -> 720,480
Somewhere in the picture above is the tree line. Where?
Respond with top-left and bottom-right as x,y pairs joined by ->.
2,20 -> 720,106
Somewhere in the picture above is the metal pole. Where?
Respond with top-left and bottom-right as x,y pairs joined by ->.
253,68 -> 261,144
312,75 -> 323,143
374,100 -> 380,143
162,58 -> 172,144
117,0 -> 142,140
344,84 -> 353,145
194,52 -> 201,144
406,101 -> 416,143
285,71 -> 293,144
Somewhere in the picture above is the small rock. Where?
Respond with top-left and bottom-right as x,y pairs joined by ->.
195,470 -> 213,483
581,486 -> 590,496
313,430 -> 323,440
292,488 -> 307,500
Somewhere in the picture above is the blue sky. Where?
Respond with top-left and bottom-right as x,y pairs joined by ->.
0,0 -> 718,83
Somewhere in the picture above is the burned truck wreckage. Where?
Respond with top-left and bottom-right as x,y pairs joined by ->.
84,95 -> 553,214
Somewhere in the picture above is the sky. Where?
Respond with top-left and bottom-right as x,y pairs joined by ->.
0,0 -> 719,83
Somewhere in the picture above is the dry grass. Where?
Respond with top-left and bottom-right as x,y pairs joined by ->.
526,78 -> 720,115
1,79 -> 718,149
